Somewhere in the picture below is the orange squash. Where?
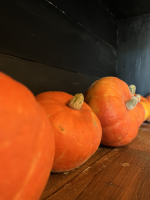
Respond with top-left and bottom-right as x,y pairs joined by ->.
0,72 -> 55,200
146,94 -> 150,103
36,92 -> 102,172
84,77 -> 145,147
144,94 -> 150,122
134,94 -> 150,122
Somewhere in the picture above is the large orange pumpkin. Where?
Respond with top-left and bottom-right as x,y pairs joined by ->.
0,72 -> 55,200
84,77 -> 145,147
36,92 -> 102,172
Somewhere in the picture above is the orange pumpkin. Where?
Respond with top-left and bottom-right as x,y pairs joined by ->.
134,94 -> 150,122
0,72 -> 55,200
144,94 -> 150,122
146,94 -> 150,102
84,77 -> 145,147
36,92 -> 102,172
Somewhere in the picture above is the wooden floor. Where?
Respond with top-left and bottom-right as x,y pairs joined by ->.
40,123 -> 150,200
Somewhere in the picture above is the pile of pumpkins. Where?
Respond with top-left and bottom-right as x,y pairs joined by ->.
1,72 -> 150,200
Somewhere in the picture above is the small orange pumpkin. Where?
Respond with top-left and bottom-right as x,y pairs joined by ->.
84,77 -> 145,147
144,94 -> 150,122
146,94 -> 150,102
36,92 -> 102,172
134,94 -> 150,122
0,72 -> 55,200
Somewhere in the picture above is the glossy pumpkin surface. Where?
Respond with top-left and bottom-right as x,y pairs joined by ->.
0,72 -> 55,200
36,91 -> 102,172
84,77 -> 145,147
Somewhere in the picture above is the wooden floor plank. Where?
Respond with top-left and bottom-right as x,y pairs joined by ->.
45,150 -> 118,200
46,147 -> 150,200
127,123 -> 150,153
40,146 -> 113,200
40,123 -> 150,200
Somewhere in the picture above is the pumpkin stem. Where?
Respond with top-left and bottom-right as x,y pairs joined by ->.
129,85 -> 136,96
68,93 -> 84,110
135,94 -> 141,101
125,96 -> 140,110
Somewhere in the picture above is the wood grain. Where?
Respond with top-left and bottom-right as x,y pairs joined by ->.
40,123 -> 150,200
40,146 -> 113,200
127,123 -> 150,153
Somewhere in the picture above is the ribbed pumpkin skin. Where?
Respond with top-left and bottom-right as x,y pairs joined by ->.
84,77 -> 145,147
0,72 -> 55,200
36,91 -> 102,172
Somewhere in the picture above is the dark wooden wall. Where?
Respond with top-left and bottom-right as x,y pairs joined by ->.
48,0 -> 117,48
117,14 -> 150,96
0,0 -> 117,95
0,53 -> 98,96
100,0 -> 150,20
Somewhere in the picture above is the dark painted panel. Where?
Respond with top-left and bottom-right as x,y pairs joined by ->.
117,14 -> 150,96
101,0 -> 150,20
0,53 -> 99,96
0,0 -> 116,78
49,0 -> 117,48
